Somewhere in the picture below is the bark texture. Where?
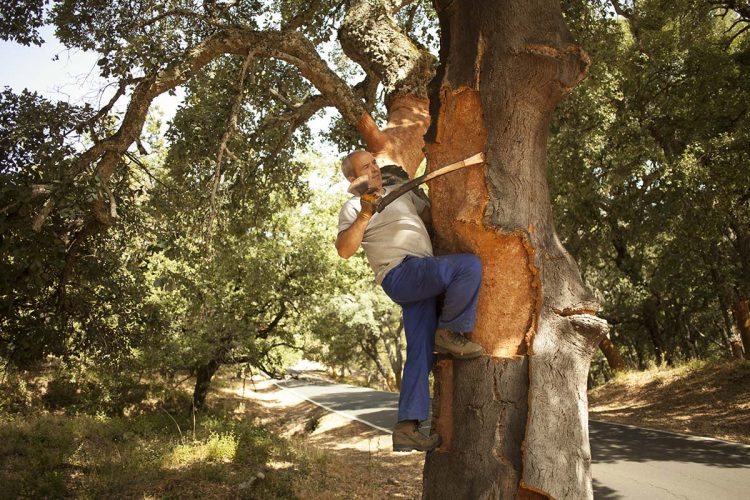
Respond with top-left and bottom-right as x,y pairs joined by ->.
423,1 -> 608,498
340,0 -> 436,176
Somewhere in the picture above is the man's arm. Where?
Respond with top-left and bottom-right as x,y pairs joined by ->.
335,198 -> 375,259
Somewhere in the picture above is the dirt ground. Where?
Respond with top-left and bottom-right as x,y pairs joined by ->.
588,360 -> 750,444
224,377 -> 424,499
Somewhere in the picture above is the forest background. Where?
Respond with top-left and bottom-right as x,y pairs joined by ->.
1,0 -> 748,439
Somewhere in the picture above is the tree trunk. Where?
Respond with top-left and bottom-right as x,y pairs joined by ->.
359,336 -> 394,389
729,218 -> 750,356
708,250 -> 736,355
631,336 -> 647,370
422,1 -> 607,498
730,339 -> 745,359
193,358 -> 221,408
383,319 -> 405,390
642,295 -> 672,366
599,336 -> 627,372
731,299 -> 750,357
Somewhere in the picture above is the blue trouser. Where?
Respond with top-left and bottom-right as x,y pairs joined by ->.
381,253 -> 482,422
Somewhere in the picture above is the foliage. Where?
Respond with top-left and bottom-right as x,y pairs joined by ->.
0,89 -> 155,369
554,0 -> 750,376
2,0 -> 748,401
311,251 -> 406,389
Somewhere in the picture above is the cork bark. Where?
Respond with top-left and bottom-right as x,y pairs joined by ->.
340,0 -> 436,176
423,1 -> 608,498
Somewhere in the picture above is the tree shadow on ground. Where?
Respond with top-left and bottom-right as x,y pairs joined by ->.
592,478 -> 622,499
589,420 -> 750,468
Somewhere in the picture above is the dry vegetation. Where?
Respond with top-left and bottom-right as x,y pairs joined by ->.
233,376 -> 424,499
3,360 -> 747,498
588,359 -> 750,444
0,370 -> 425,499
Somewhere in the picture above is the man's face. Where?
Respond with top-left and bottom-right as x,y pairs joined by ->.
347,151 -> 382,190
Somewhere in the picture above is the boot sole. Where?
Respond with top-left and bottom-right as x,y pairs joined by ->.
393,435 -> 442,453
435,346 -> 484,359
393,444 -> 439,452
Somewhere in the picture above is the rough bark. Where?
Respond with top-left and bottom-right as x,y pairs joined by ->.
422,1 -> 607,498
340,0 -> 436,176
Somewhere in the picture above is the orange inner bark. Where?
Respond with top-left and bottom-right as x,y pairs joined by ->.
434,358 -> 454,451
356,95 -> 430,177
425,87 -> 540,453
426,87 -> 536,359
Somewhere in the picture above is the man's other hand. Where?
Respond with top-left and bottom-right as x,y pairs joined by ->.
360,189 -> 381,218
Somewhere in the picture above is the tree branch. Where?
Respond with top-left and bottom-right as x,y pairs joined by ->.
257,302 -> 288,339
205,50 -> 255,243
42,26 -> 368,230
339,0 -> 435,102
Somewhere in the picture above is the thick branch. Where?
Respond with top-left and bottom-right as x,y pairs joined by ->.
50,27 -> 367,228
339,0 -> 435,103
257,303 -> 288,339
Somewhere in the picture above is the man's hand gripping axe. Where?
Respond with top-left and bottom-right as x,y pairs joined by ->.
346,152 -> 485,212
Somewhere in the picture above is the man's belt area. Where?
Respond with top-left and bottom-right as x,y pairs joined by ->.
348,152 -> 485,213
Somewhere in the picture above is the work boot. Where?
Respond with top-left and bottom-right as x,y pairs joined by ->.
392,420 -> 441,452
435,328 -> 484,359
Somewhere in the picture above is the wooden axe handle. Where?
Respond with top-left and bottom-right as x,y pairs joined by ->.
374,152 -> 485,213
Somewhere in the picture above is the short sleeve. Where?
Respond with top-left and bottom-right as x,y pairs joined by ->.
338,199 -> 360,233
408,189 -> 430,214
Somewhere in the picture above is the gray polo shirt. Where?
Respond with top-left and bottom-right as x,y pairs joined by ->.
338,186 -> 433,284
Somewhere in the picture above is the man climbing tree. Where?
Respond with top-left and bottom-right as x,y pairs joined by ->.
335,149 -> 484,452
5,0 -> 608,497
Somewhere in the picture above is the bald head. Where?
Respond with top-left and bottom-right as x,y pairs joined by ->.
341,150 -> 382,190
341,150 -> 367,179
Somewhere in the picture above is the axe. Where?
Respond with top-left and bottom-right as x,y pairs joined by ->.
347,152 -> 485,213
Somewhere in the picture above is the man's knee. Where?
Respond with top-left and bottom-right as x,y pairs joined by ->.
461,253 -> 482,279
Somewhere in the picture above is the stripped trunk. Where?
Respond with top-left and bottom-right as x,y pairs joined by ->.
599,336 -> 627,371
422,1 -> 607,498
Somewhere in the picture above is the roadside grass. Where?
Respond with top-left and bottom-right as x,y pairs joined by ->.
610,357 -> 713,387
589,359 -> 750,444
0,377 -> 323,499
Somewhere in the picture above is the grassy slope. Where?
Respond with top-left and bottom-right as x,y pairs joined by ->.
0,379 -> 324,499
0,371 -> 422,499
587,359 -> 750,444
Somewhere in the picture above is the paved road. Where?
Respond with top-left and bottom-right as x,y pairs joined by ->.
273,374 -> 750,500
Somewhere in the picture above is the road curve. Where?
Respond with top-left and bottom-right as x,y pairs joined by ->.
271,373 -> 750,500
